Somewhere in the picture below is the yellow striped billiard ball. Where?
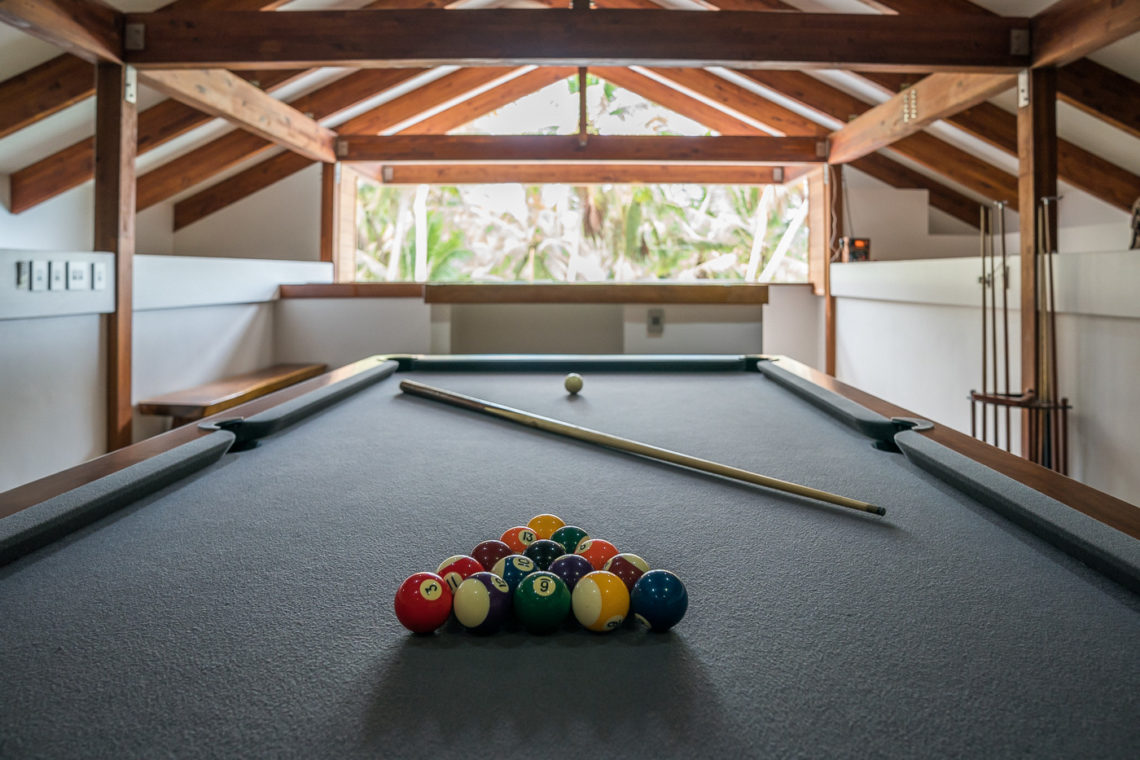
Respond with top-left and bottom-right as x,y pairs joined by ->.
571,570 -> 630,632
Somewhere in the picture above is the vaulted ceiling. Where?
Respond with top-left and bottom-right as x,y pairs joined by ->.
1,0 -> 1137,236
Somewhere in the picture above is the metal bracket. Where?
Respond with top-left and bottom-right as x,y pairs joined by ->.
901,88 -> 918,124
336,139 -> 348,158
773,167 -> 784,183
1010,29 -> 1030,57
815,140 -> 828,158
124,66 -> 137,105
382,165 -> 394,183
1017,70 -> 1030,108
125,23 -> 145,51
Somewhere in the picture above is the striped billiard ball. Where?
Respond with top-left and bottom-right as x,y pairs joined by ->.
631,570 -> 688,632
453,572 -> 512,635
492,553 -> 538,592
571,570 -> 630,633
603,553 -> 650,591
436,555 -> 483,593
513,571 -> 572,634
550,525 -> 589,555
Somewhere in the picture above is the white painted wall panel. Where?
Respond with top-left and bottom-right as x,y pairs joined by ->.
274,298 -> 433,367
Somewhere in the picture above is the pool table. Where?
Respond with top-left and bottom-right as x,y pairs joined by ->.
1,355 -> 1137,759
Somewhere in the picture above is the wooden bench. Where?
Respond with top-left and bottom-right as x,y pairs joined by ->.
138,363 -> 328,428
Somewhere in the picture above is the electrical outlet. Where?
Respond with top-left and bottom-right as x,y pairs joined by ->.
67,261 -> 90,290
16,261 -> 31,289
647,308 -> 665,337
49,261 -> 66,290
31,261 -> 48,291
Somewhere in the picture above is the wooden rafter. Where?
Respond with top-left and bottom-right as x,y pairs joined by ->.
136,69 -> 425,211
335,134 -> 826,164
1057,60 -> 1140,142
1033,0 -> 1140,69
0,0 -> 121,63
138,69 -> 337,163
828,73 -> 1015,164
362,164 -> 782,185
8,69 -> 306,214
172,67 -> 546,229
120,10 -> 1030,71
741,70 -> 1018,209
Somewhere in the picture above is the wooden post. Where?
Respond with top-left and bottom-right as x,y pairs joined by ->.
320,162 -> 359,283
94,63 -> 137,451
808,165 -> 843,374
1017,67 -> 1057,460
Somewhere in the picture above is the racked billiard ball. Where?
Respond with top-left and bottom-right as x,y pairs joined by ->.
472,539 -> 513,571
492,553 -> 537,592
576,538 -> 619,570
513,571 -> 572,634
550,525 -> 589,555
548,553 -> 593,591
631,569 -> 688,632
571,570 -> 630,632
500,526 -> 538,554
526,513 -> 565,540
603,552 -> 650,591
453,572 -> 512,634
393,572 -> 453,634
436,554 -> 483,593
523,539 -> 565,571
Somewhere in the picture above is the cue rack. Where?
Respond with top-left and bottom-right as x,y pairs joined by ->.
969,199 -> 1069,474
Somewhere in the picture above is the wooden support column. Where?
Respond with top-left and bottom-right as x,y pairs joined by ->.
94,63 -> 137,451
807,164 -> 843,374
1017,67 -> 1057,459
320,163 -> 359,283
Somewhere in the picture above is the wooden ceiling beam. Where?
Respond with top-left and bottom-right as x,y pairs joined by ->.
336,134 -> 826,164
0,55 -> 92,140
121,10 -> 1029,71
642,67 -> 824,136
172,67 -> 537,229
136,69 -> 424,210
138,69 -> 337,163
9,69 -> 304,214
359,164 -> 782,185
740,70 -> 1018,209
0,0 -> 121,63
828,73 -> 1015,164
1057,60 -> 1140,141
1033,0 -> 1140,69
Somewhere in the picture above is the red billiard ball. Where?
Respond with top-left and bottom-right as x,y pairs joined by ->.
500,526 -> 538,554
436,555 -> 483,593
576,538 -> 619,570
603,552 -> 650,591
393,572 -> 452,634
472,539 -> 514,571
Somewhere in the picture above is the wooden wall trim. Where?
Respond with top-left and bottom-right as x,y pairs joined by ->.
276,282 -> 772,304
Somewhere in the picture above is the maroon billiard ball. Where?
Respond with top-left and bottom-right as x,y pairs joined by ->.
472,539 -> 514,571
393,572 -> 452,634
603,553 -> 650,591
436,554 -> 483,593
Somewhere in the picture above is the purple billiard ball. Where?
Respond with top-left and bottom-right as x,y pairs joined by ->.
548,553 -> 594,591
453,571 -> 512,634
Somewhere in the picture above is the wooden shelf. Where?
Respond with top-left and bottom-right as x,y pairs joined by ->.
278,282 -> 771,305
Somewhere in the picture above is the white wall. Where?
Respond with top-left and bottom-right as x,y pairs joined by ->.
275,298 -> 433,368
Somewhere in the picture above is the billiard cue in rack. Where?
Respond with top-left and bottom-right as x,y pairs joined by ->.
399,380 -> 887,517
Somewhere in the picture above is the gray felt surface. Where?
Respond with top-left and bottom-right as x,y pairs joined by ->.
1,370 -> 1138,759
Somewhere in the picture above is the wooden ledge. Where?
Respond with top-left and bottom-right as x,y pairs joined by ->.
138,363 -> 327,424
278,283 -> 770,305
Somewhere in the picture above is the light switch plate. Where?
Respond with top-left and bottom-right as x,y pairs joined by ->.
92,262 -> 107,290
31,260 -> 48,291
49,261 -> 67,290
16,261 -> 31,289
67,261 -> 90,290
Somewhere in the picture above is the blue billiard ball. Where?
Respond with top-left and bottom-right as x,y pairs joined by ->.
492,554 -> 538,592
630,570 -> 688,632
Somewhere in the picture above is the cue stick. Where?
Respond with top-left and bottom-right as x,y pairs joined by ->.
998,202 -> 1011,452
988,205 -> 999,446
400,380 -> 887,517
979,205 -> 988,444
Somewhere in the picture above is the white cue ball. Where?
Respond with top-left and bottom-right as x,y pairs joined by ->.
564,373 -> 584,395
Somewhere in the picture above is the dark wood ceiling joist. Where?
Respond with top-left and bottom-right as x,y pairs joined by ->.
335,134 -> 826,164
120,10 -> 1030,71
1057,60 -> 1140,142
0,0 -> 121,64
363,164 -> 784,185
1033,0 -> 1140,69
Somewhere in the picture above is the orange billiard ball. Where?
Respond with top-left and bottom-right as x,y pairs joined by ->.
500,526 -> 538,554
576,538 -> 619,570
527,514 -> 566,540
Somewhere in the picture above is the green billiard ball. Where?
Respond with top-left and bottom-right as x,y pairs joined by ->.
523,539 -> 565,571
550,525 -> 589,555
564,373 -> 584,395
513,571 -> 571,634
